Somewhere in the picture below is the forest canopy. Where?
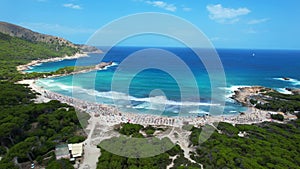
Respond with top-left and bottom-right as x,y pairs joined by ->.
0,32 -> 84,168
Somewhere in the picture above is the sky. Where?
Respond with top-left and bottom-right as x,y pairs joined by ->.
0,0 -> 300,49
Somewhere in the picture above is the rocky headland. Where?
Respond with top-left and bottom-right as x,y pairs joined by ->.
231,86 -> 274,106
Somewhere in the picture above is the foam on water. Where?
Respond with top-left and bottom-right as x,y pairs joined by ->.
38,79 -> 220,109
94,90 -> 219,106
101,62 -> 118,70
273,77 -> 300,86
188,110 -> 209,115
220,85 -> 251,102
38,79 -> 73,91
275,88 -> 293,94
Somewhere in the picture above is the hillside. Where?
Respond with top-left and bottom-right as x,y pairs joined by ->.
0,21 -> 101,53
0,21 -> 77,48
0,32 -> 79,81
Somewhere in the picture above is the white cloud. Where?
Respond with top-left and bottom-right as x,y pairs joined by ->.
63,3 -> 82,10
247,18 -> 269,25
244,28 -> 257,34
182,7 -> 192,12
145,1 -> 177,12
207,4 -> 250,24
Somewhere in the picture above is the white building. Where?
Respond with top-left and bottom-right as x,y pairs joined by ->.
68,143 -> 83,158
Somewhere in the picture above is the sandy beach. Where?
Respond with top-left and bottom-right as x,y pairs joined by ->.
17,52 -> 90,73
18,79 -> 274,127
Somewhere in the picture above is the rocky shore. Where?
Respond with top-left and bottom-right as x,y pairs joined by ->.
286,88 -> 300,95
231,86 -> 274,106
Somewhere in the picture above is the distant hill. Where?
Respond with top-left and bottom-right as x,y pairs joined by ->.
0,22 -> 102,81
0,21 -> 101,53
0,21 -> 76,47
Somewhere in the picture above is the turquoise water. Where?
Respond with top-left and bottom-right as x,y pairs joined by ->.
31,47 -> 300,117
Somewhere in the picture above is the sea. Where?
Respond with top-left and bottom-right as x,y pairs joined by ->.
27,47 -> 300,117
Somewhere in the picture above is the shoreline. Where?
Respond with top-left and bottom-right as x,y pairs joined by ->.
18,79 -> 274,127
15,53 -> 290,127
16,52 -> 90,73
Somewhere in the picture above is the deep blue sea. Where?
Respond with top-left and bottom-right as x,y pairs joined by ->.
28,47 -> 300,117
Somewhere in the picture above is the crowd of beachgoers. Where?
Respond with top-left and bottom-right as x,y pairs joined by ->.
43,87 -> 197,126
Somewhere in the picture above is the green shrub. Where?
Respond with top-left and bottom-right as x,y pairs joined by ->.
271,114 -> 284,121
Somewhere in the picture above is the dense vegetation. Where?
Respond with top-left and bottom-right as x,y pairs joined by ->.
0,81 -> 87,168
117,123 -> 144,137
97,123 -> 201,169
255,91 -> 300,112
0,32 -> 85,168
271,114 -> 284,121
22,65 -> 95,80
189,121 -> 300,169
46,159 -> 74,169
0,32 -> 78,81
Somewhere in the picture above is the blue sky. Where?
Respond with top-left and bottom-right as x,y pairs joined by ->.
1,0 -> 299,49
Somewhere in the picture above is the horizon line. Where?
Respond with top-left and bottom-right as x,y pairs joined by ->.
93,45 -> 300,51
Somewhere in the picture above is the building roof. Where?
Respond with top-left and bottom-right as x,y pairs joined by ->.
55,144 -> 70,159
68,143 -> 83,158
